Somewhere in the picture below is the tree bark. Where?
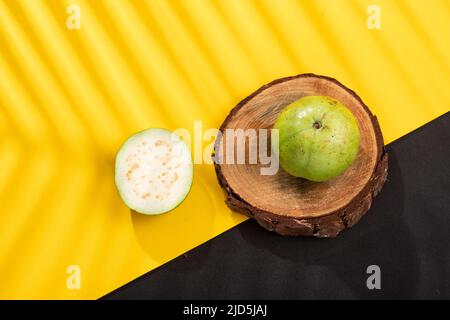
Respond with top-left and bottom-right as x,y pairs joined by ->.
214,74 -> 388,237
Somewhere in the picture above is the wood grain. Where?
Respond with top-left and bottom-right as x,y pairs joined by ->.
214,74 -> 388,237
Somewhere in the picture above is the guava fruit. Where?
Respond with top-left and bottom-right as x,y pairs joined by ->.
273,95 -> 360,182
115,128 -> 193,215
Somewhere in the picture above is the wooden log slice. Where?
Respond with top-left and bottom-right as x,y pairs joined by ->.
213,74 -> 388,237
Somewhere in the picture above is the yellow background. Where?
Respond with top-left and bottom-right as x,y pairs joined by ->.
0,0 -> 448,299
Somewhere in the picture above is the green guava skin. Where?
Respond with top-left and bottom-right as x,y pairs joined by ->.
273,95 -> 361,182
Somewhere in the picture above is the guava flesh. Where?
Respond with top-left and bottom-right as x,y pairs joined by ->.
115,128 -> 193,215
273,95 -> 361,182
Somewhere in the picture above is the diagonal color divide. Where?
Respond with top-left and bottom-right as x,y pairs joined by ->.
0,0 -> 449,299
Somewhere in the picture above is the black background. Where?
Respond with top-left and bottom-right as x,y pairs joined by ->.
105,112 -> 450,300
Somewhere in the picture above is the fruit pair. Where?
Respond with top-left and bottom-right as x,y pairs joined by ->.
115,95 -> 360,215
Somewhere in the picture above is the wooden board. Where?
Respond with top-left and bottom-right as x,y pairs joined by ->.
214,74 -> 388,237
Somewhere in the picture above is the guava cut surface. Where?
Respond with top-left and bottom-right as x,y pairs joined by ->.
115,128 -> 193,215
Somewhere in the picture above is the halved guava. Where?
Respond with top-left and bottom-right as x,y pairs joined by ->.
115,128 -> 193,215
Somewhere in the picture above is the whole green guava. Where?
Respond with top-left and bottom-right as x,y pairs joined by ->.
273,95 -> 361,182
